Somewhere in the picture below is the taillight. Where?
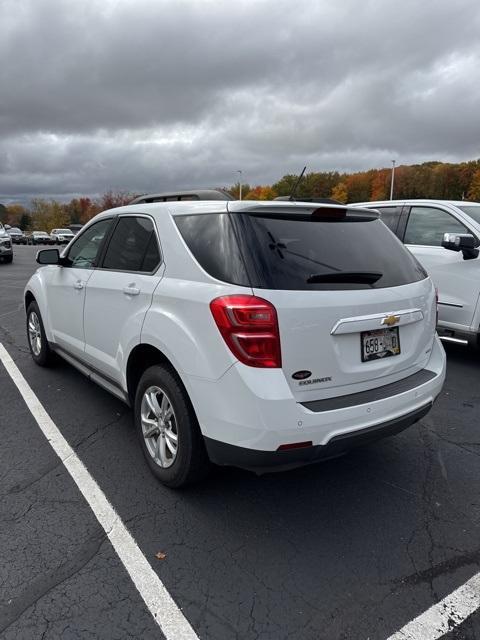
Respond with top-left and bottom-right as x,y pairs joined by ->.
435,287 -> 439,326
210,295 -> 282,368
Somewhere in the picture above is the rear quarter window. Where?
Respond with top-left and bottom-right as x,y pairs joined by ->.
175,213 -> 250,286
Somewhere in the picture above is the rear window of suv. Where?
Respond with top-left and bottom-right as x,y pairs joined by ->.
175,209 -> 427,290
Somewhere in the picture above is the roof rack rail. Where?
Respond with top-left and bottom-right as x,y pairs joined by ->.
129,189 -> 234,204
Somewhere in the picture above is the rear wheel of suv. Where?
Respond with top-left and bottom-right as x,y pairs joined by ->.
134,365 -> 210,487
3,255 -> 12,263
26,302 -> 55,366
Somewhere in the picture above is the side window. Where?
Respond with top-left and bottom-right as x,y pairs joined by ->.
374,206 -> 402,234
404,207 -> 468,246
66,219 -> 111,269
102,216 -> 161,273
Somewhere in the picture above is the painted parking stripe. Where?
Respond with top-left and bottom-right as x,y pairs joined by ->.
387,572 -> 480,639
0,343 -> 199,640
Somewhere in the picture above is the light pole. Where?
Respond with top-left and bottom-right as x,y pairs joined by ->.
390,160 -> 396,200
237,170 -> 242,200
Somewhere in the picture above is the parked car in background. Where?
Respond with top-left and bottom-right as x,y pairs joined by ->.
7,227 -> 27,244
28,231 -> 53,245
69,224 -> 84,236
0,222 -> 13,263
50,228 -> 75,244
352,200 -> 480,348
25,200 -> 445,487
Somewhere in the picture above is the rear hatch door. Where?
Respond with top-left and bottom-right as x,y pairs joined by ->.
230,203 -> 436,402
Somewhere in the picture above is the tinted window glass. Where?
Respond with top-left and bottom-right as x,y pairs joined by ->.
176,210 -> 426,290
373,206 -> 402,233
404,207 -> 468,246
175,213 -> 250,286
102,217 -> 160,272
458,205 -> 480,225
239,212 -> 426,290
67,219 -> 111,269
142,233 -> 161,272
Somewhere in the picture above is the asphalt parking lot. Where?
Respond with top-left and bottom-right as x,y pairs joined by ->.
1,245 -> 479,640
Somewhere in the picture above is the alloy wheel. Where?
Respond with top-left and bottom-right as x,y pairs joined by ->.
28,311 -> 42,356
140,385 -> 178,468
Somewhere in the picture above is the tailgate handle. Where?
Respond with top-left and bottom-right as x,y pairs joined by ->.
331,308 -> 424,335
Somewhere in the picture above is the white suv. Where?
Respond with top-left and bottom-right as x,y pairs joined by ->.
25,201 -> 446,486
50,228 -> 75,244
354,200 -> 480,348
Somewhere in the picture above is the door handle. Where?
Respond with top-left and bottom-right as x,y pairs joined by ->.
74,281 -> 84,290
123,285 -> 140,296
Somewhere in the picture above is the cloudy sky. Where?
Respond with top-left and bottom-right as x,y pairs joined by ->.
1,0 -> 480,203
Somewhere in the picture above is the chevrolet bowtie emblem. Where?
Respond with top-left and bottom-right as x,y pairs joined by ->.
382,314 -> 400,326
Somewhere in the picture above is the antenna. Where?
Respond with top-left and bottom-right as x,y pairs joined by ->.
289,166 -> 307,201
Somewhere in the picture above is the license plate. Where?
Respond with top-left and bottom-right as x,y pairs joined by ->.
361,327 -> 400,362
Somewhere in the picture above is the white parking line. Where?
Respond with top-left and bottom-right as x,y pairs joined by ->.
387,572 -> 480,639
0,343 -> 200,640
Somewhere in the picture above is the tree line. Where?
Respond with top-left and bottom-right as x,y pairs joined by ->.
2,159 -> 480,230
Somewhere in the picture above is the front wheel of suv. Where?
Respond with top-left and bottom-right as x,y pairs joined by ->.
134,364 -> 210,488
26,302 -> 55,366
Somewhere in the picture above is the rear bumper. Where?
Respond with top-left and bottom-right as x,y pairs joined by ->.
205,402 -> 432,473
186,335 -> 446,468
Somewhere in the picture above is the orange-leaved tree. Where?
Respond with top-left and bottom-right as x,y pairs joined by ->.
330,182 -> 348,203
244,185 -> 277,200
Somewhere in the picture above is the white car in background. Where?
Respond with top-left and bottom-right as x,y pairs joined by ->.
354,200 -> 480,349
50,228 -> 75,244
25,201 -> 445,486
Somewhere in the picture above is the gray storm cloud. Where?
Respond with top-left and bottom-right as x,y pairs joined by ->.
1,0 -> 480,201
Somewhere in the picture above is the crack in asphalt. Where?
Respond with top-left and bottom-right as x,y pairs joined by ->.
73,412 -> 128,451
425,426 -> 480,458
3,460 -> 64,497
0,530 -> 107,635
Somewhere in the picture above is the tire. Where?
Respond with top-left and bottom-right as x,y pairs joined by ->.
4,255 -> 12,263
26,301 -> 55,366
134,364 -> 210,488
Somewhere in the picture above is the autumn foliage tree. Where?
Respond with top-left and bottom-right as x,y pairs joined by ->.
467,169 -> 480,201
30,199 -> 70,231
4,204 -> 29,227
229,183 -> 251,199
331,182 -> 348,203
244,185 -> 277,200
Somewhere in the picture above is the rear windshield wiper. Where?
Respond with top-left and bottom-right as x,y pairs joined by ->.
307,271 -> 383,285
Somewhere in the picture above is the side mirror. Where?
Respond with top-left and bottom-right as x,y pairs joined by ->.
442,233 -> 479,260
36,249 -> 61,265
